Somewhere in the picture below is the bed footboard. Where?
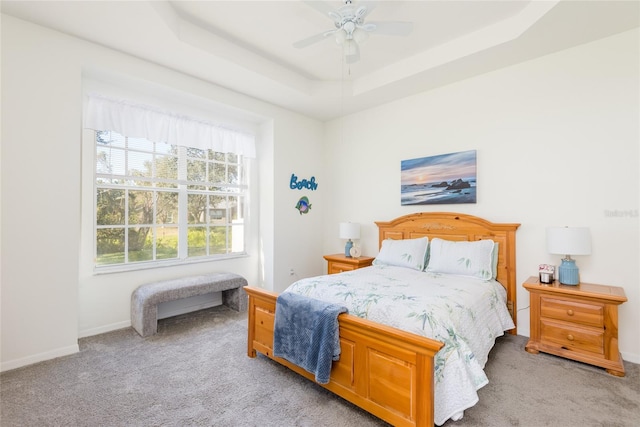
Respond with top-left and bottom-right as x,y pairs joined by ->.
245,286 -> 444,427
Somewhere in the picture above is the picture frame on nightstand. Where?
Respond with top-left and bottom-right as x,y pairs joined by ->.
538,264 -> 555,284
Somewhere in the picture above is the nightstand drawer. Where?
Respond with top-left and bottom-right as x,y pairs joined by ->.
324,254 -> 375,275
540,296 -> 604,328
329,262 -> 356,274
540,319 -> 604,355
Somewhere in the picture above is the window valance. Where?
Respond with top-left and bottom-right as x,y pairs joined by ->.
84,93 -> 256,158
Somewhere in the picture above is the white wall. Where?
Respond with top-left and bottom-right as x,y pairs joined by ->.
323,29 -> 640,363
271,117 -> 325,293
1,16 -> 82,368
1,15 -> 325,371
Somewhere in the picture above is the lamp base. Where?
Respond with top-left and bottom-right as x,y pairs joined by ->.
345,240 -> 353,258
558,258 -> 579,285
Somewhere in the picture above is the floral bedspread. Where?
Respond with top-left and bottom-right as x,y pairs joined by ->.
283,265 -> 515,426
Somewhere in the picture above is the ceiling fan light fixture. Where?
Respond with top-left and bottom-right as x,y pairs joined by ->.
342,20 -> 356,36
294,0 -> 414,64
353,28 -> 368,44
343,39 -> 358,57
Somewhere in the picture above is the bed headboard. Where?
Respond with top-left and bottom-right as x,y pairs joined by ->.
375,212 -> 520,334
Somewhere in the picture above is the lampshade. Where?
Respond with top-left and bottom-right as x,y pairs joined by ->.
546,226 -> 591,285
339,222 -> 360,240
546,227 -> 591,256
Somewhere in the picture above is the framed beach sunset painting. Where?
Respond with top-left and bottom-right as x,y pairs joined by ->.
401,150 -> 477,205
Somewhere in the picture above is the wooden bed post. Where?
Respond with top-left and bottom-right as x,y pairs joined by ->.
247,289 -> 256,358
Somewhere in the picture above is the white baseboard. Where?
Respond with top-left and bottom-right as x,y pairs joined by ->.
78,294 -> 223,339
1,344 -> 79,373
5,294 -> 224,372
78,320 -> 131,339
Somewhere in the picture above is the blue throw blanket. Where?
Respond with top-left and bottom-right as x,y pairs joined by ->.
273,292 -> 348,384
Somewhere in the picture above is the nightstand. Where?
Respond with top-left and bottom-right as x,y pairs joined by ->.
523,276 -> 627,376
323,253 -> 374,275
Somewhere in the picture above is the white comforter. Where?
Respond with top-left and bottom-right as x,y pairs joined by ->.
283,264 -> 515,426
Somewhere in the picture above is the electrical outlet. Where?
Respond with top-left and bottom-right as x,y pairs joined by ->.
289,268 -> 295,276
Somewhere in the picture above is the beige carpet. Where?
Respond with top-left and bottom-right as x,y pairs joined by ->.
1,305 -> 638,426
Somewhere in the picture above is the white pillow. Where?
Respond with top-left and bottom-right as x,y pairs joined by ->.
373,237 -> 429,271
426,238 -> 495,280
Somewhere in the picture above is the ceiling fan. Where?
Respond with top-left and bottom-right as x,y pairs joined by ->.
293,0 -> 414,64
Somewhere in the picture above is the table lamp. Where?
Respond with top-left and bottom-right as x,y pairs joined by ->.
339,222 -> 360,257
546,226 -> 591,285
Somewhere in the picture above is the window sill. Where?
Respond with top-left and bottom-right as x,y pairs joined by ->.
93,252 -> 249,275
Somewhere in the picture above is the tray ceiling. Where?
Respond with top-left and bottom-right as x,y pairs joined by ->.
2,1 -> 638,121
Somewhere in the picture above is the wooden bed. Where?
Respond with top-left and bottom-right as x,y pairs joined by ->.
245,212 -> 520,427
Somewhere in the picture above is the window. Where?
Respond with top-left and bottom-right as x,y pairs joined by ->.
94,130 -> 247,268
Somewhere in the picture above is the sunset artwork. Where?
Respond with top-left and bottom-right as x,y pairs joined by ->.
401,150 -> 477,205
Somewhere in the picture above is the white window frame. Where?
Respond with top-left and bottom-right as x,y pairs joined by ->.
91,129 -> 249,273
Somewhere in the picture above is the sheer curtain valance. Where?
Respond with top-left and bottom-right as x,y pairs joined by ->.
84,93 -> 256,158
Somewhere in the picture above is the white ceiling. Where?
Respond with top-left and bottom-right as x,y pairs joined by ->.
2,1 -> 639,121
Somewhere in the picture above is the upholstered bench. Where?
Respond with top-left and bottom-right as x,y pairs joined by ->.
131,272 -> 248,337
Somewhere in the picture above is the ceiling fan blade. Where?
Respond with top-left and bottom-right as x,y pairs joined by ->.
364,21 -> 414,36
302,1 -> 342,24
293,29 -> 337,49
358,1 -> 377,20
354,6 -> 367,20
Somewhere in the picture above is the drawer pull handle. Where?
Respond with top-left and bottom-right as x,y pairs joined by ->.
567,309 -> 574,316
567,334 -> 574,341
